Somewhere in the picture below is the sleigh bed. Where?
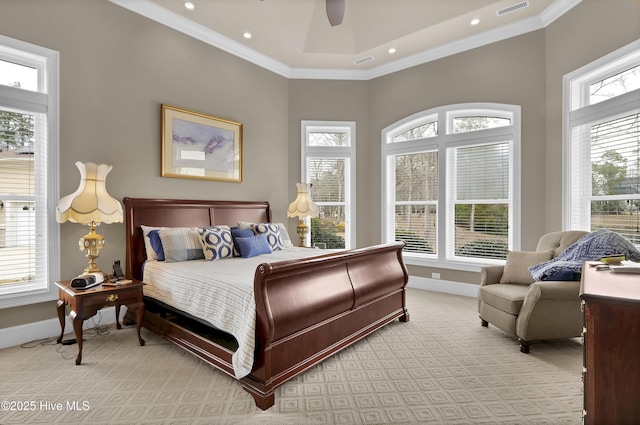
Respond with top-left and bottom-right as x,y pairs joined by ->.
123,197 -> 409,409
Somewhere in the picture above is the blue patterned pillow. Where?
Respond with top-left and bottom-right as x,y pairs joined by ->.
198,226 -> 233,262
235,234 -> 272,258
251,223 -> 284,251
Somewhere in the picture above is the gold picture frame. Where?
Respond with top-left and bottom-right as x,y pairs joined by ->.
161,104 -> 242,182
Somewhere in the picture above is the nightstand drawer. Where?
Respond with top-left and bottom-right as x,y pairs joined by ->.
102,286 -> 143,304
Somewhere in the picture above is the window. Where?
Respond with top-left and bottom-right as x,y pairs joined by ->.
0,35 -> 59,308
564,40 -> 640,243
382,104 -> 520,269
301,121 -> 355,249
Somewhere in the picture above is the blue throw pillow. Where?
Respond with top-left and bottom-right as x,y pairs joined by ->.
234,235 -> 272,258
147,230 -> 165,261
231,228 -> 255,256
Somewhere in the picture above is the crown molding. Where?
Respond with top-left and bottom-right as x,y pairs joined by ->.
109,0 -> 291,77
367,14 -> 545,80
540,0 -> 583,26
109,0 -> 582,81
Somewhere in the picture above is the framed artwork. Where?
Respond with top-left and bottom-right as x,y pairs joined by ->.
161,104 -> 242,182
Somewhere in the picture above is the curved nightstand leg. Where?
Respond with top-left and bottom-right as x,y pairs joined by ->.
70,311 -> 83,365
56,300 -> 66,343
136,302 -> 146,346
115,303 -> 122,330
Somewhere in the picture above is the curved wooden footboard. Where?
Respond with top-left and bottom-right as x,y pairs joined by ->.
123,198 -> 409,410
242,242 -> 409,409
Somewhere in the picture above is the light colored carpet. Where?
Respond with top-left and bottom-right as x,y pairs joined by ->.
0,288 -> 583,424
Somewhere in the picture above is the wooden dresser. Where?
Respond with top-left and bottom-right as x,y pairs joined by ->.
580,264 -> 640,425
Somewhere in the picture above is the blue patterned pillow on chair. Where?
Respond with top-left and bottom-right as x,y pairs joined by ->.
251,223 -> 284,251
198,226 -> 234,262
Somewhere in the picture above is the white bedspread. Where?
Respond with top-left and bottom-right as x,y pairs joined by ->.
142,247 -> 320,379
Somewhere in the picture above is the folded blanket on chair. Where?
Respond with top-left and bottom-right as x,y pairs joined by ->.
529,229 -> 640,281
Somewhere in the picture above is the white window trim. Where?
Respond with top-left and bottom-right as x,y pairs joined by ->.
0,34 -> 60,308
301,120 -> 356,248
382,103 -> 521,272
562,39 -> 640,231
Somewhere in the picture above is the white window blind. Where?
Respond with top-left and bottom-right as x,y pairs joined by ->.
564,40 -> 640,241
308,157 -> 348,249
393,151 -> 438,255
449,142 -> 510,260
302,121 -> 355,249
0,108 -> 40,283
0,35 -> 59,307
382,104 -> 520,268
570,112 -> 640,241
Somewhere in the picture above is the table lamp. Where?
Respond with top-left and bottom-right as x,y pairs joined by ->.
287,182 -> 319,247
56,161 -> 123,279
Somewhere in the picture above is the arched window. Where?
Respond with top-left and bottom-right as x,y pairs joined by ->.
382,103 -> 521,269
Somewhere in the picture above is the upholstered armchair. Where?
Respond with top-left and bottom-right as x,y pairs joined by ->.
477,230 -> 589,353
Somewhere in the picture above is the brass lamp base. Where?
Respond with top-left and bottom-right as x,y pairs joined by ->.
79,221 -> 107,279
296,221 -> 309,247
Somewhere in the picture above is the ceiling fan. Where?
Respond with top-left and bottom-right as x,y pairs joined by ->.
326,0 -> 345,26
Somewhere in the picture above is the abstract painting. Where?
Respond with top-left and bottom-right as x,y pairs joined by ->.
161,104 -> 242,182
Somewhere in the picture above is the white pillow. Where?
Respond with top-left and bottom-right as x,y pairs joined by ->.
237,221 -> 254,230
276,223 -> 293,248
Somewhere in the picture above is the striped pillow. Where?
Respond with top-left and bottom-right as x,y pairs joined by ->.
158,227 -> 204,263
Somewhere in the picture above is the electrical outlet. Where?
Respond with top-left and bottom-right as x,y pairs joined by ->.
432,272 -> 441,279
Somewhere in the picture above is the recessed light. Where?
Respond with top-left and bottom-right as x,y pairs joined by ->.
243,32 -> 252,39
388,47 -> 396,54
184,2 -> 195,10
470,18 -> 480,26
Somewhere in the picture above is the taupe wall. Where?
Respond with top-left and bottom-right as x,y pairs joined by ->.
287,80 -> 371,245
367,30 -> 548,284
0,0 -> 290,328
1,0 -> 639,330
544,0 -> 640,231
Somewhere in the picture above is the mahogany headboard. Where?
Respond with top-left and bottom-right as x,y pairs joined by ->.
123,197 -> 271,280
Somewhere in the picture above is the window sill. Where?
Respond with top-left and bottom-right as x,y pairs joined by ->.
403,255 -> 503,272
0,285 -> 58,309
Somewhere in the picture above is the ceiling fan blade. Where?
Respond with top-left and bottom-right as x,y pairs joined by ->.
326,0 -> 345,27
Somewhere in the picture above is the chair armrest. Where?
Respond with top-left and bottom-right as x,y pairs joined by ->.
516,280 -> 582,342
526,280 -> 581,301
480,265 -> 505,286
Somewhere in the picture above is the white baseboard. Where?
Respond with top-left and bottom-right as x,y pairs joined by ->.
2,276 -> 477,350
408,276 -> 479,298
0,306 -> 121,350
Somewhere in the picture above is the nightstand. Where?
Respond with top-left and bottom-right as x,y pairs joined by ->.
55,279 -> 145,365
